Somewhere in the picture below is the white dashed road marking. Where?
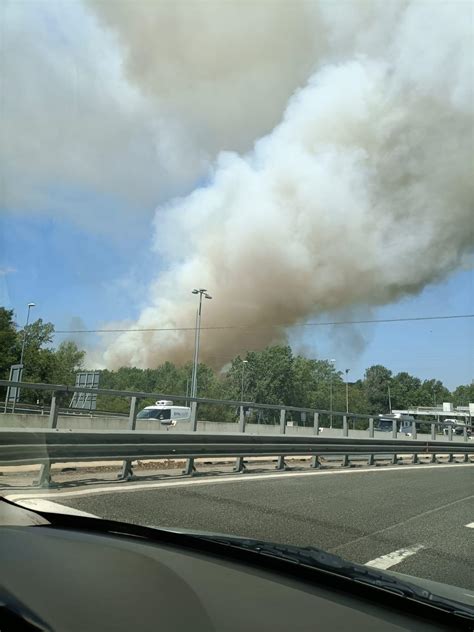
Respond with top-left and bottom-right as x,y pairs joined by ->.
465,522 -> 474,528
365,544 -> 425,570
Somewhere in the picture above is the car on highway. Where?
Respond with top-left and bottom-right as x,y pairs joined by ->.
441,419 -> 472,437
442,419 -> 458,435
136,400 -> 191,426
453,424 -> 472,437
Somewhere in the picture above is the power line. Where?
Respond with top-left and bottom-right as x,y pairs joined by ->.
49,313 -> 474,335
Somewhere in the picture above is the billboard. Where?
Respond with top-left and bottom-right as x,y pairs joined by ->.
5,364 -> 23,407
69,371 -> 100,410
5,364 -> 24,408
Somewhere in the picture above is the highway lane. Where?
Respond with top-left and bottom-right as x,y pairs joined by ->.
15,464 -> 474,593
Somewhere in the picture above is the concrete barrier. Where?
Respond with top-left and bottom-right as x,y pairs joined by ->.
0,413 -> 467,443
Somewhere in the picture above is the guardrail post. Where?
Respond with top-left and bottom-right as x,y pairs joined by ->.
367,418 -> 374,465
184,401 -> 198,475
341,416 -> 349,466
430,423 -> 437,462
37,392 -> 60,487
311,412 -> 320,468
445,424 -> 454,463
120,397 -> 138,480
276,409 -> 286,470
462,429 -> 469,462
411,420 -> 419,464
392,420 -> 397,439
390,419 -> 398,464
234,405 -> 246,472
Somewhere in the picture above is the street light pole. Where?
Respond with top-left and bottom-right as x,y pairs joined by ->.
12,302 -> 36,413
329,359 -> 336,429
388,383 -> 392,413
241,360 -> 248,402
19,303 -> 36,370
345,368 -> 350,414
190,289 -> 212,399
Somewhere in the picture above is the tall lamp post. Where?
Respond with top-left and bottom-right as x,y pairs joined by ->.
345,368 -> 350,414
329,359 -> 336,429
12,302 -> 36,413
190,289 -> 212,399
241,360 -> 248,403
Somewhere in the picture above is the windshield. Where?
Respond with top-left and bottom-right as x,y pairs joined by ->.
0,0 -> 473,616
137,409 -> 171,420
376,419 -> 393,430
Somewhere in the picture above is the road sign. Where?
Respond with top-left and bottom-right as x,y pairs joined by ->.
4,364 -> 23,411
69,371 -> 100,410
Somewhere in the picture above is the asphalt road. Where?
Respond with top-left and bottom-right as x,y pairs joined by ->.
27,465 -> 474,592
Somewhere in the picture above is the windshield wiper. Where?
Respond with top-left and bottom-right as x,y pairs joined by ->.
191,534 -> 474,621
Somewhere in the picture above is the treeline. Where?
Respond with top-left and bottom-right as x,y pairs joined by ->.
0,308 -> 85,405
1,307 -> 473,419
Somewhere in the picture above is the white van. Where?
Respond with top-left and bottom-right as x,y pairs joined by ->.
136,400 -> 191,426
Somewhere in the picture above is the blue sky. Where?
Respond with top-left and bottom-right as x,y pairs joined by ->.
1,209 -> 472,389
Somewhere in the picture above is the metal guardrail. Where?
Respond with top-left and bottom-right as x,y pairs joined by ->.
1,429 -> 472,488
2,379 -> 473,425
1,401 -> 129,419
1,380 -> 472,487
2,430 -> 473,466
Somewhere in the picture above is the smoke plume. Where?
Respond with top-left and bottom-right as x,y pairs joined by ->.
100,0 -> 473,369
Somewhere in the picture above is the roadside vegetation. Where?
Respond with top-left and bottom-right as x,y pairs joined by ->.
1,307 -> 472,422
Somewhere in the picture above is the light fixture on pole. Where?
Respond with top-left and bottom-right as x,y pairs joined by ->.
345,368 -> 350,414
190,289 -> 212,399
329,359 -> 336,429
241,360 -> 248,403
12,302 -> 36,413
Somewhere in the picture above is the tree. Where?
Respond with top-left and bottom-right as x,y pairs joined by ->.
364,365 -> 393,413
225,346 -> 294,407
50,341 -> 85,385
390,372 -> 422,409
452,383 -> 474,407
0,307 -> 20,379
13,317 -> 55,403
418,379 -> 451,407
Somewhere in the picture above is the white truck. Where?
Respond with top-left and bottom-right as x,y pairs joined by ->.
376,413 -> 414,434
136,400 -> 191,426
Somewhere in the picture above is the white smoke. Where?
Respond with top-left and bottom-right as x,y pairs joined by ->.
88,0 -> 324,158
101,0 -> 473,369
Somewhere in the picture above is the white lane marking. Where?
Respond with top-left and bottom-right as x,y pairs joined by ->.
365,544 -> 425,570
5,462 -> 473,503
465,522 -> 474,528
330,494 -> 474,553
16,498 -> 98,518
